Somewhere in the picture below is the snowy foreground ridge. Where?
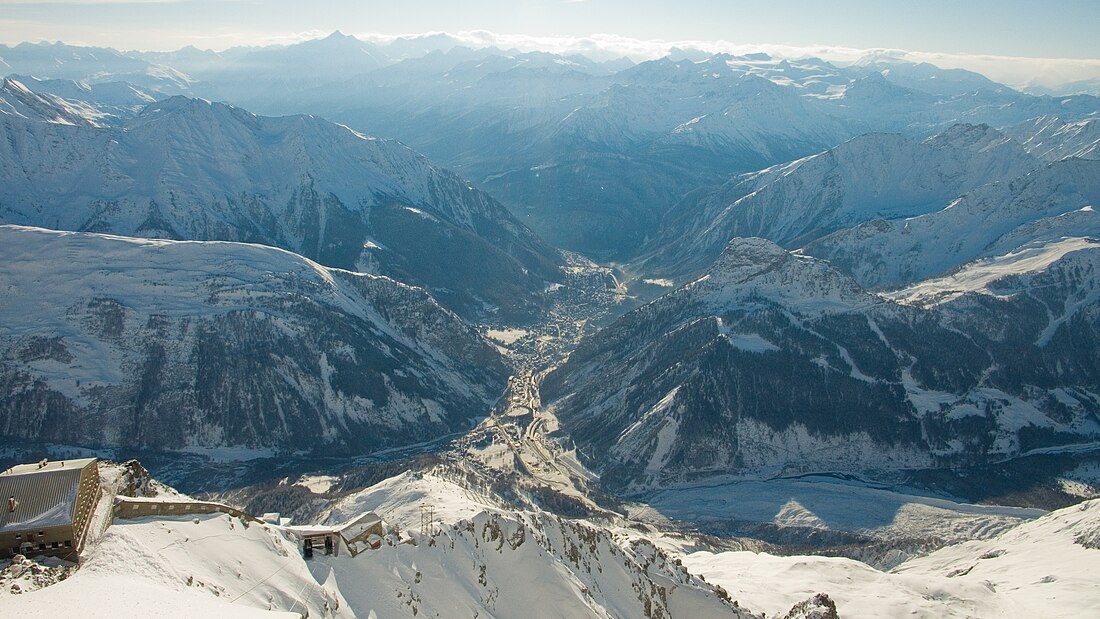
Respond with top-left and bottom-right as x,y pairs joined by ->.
688,498 -> 1100,619
3,471 -> 1100,618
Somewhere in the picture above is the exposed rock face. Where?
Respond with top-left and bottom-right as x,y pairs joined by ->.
783,594 -> 840,619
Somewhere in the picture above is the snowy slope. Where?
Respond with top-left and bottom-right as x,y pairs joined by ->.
892,498 -> 1100,618
323,471 -> 508,532
1007,115 -> 1100,161
0,41 -> 193,94
0,512 -> 348,618
854,59 -> 1015,98
4,74 -> 159,124
684,549 -> 1010,619
2,465 -> 764,619
806,158 -> 1100,289
642,123 -> 1038,280
0,505 -> 758,619
0,225 -> 508,453
0,77 -> 105,126
887,237 -> 1100,307
308,509 -> 758,619
682,498 -> 1100,618
0,96 -> 562,320
551,57 -> 845,152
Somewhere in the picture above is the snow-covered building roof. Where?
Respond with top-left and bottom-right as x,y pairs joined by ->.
0,458 -> 97,533
338,512 -> 382,542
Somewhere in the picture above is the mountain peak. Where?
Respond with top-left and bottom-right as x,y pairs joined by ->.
924,122 -> 1011,152
843,71 -> 923,101
691,237 -> 870,313
709,236 -> 790,280
2,77 -> 32,95
323,30 -> 354,41
138,95 -> 224,119
1,76 -> 102,126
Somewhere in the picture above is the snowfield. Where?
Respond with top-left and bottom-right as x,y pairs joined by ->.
0,471 -> 757,618
323,470 -> 509,532
307,510 -> 754,619
1,513 -> 349,618
887,236 -> 1100,307
684,549 -> 1010,618
685,498 -> 1100,619
641,475 -> 1045,552
3,471 -> 1098,618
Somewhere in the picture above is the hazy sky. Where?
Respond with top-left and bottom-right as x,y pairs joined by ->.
0,0 -> 1096,56
2,0 -> 1099,88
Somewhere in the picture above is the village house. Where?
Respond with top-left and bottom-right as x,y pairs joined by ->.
0,458 -> 101,559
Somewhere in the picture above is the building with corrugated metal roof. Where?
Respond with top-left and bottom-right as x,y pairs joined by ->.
0,457 -> 101,559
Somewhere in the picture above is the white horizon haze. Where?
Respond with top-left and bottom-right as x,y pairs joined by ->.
1,0 -> 1099,93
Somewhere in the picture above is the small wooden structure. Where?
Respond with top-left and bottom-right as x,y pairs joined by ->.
0,458 -> 101,559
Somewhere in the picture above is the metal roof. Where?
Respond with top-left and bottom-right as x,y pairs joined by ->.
0,458 -> 97,533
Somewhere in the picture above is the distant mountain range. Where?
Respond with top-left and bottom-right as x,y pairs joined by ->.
0,90 -> 563,322
5,35 -> 1099,259
639,123 -> 1041,281
2,33 -> 1099,492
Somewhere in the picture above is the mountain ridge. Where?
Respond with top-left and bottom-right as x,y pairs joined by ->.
0,96 -> 564,321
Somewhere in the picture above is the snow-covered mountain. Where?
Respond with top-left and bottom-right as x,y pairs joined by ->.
0,77 -> 105,126
0,97 -> 563,320
5,74 -> 159,123
3,466 -> 769,618
686,498 -> 1100,618
452,56 -> 854,256
805,158 -> 1100,289
0,225 -> 508,453
1007,115 -> 1100,161
852,58 -> 1016,98
317,509 -> 754,618
641,123 -> 1039,281
188,32 -> 389,107
11,36 -> 1100,261
321,51 -> 1098,258
0,41 -> 192,94
542,237 -> 1100,490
